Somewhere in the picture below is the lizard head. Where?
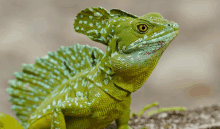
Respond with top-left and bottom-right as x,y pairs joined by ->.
108,9 -> 179,76
74,7 -> 179,92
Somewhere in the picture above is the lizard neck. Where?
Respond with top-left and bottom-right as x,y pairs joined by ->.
86,40 -> 167,99
86,52 -> 131,101
97,42 -> 167,93
99,56 -> 156,93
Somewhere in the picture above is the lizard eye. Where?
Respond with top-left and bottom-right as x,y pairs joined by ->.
137,24 -> 148,32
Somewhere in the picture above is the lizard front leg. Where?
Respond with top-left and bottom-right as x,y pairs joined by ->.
116,107 -> 132,129
51,97 -> 92,129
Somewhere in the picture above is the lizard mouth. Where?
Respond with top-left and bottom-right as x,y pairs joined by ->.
139,40 -> 166,55
122,30 -> 178,55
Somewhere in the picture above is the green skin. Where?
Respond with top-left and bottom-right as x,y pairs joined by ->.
5,7 -> 179,129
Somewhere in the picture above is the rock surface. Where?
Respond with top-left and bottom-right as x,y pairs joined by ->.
106,103 -> 220,129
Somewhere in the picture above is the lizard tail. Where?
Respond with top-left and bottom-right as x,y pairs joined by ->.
6,44 -> 104,128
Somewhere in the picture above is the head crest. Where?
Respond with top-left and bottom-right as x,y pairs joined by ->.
74,7 -> 138,46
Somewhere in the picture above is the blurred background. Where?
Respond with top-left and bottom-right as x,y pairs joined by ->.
0,0 -> 220,121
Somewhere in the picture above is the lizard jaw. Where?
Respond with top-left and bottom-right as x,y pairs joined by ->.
122,30 -> 179,54
143,30 -> 179,55
140,40 -> 165,55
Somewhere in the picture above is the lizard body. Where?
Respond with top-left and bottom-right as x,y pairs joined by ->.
5,7 -> 179,129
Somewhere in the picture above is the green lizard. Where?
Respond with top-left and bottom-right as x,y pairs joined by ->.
4,7 -> 179,129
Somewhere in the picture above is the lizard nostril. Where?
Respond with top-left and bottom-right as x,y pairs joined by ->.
167,24 -> 171,26
173,23 -> 179,30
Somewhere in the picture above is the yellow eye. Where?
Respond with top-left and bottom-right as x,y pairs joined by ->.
137,24 -> 148,32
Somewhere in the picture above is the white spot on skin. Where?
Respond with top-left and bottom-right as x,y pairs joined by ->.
87,30 -> 98,34
122,46 -> 127,52
65,93 -> 69,100
88,36 -> 93,39
84,21 -> 87,24
43,109 -> 47,113
74,83 -> 78,89
95,22 -> 99,26
94,12 -> 103,17
100,28 -> 106,34
144,35 -> 148,39
88,83 -> 93,89
95,92 -> 100,97
62,103 -> 65,108
111,52 -> 118,57
106,69 -> 112,74
96,82 -> 102,87
89,23 -> 93,27
74,98 -> 78,106
54,121 -> 59,124
30,115 -> 37,119
89,16 -> 93,19
99,36 -> 106,41
94,71 -> 98,78
80,15 -> 83,18
107,47 -> 111,51
79,21 -> 82,24
88,8 -> 93,12
104,79 -> 108,85
54,112 -> 57,117
76,91 -> 84,98
81,28 -> 84,31
37,115 -> 41,118
53,100 -> 56,106
47,104 -> 51,110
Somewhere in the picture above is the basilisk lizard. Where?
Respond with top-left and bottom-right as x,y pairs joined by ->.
3,7 -> 179,129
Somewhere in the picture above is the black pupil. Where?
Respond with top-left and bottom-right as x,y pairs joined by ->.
142,26 -> 145,30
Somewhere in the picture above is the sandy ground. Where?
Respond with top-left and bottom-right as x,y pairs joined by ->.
0,0 -> 220,122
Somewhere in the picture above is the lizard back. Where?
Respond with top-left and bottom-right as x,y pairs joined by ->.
6,44 -> 104,128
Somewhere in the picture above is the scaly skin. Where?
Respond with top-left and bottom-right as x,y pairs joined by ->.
4,7 -> 179,129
